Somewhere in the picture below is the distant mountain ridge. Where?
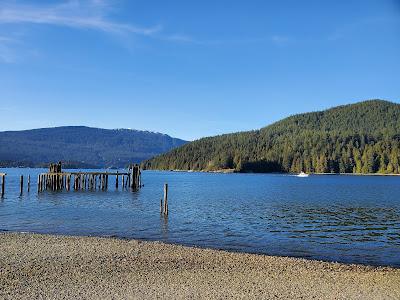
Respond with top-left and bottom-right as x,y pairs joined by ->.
0,126 -> 187,168
143,100 -> 400,174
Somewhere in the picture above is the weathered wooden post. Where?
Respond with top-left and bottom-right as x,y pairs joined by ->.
134,167 -> 137,189
128,167 -> 132,189
163,183 -> 168,215
136,167 -> 140,189
116,171 -> 119,189
1,174 -> 5,198
27,175 -> 30,192
20,175 -> 23,195
66,175 -> 70,191
132,166 -> 136,189
37,175 -> 40,192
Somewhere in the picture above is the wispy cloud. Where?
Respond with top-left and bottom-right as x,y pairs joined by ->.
0,1 -> 294,63
162,34 -> 293,47
0,0 -> 161,36
270,35 -> 292,46
0,0 -> 162,63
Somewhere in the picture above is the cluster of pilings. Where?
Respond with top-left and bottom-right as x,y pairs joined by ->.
129,164 -> 141,190
49,162 -> 62,173
38,168 -> 141,193
36,172 -> 138,192
0,164 -> 143,196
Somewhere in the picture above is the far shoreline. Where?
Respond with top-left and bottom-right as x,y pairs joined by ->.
146,168 -> 400,176
2,166 -> 400,176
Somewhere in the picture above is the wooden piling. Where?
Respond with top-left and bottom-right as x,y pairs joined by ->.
20,175 -> 23,195
1,174 -> 5,198
37,175 -> 40,192
66,175 -> 70,191
27,175 -> 30,192
116,172 -> 119,189
131,166 -> 134,189
163,183 -> 168,215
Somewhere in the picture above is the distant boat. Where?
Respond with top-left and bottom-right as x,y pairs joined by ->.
297,172 -> 309,177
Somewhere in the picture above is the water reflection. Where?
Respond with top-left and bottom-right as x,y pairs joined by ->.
160,214 -> 169,239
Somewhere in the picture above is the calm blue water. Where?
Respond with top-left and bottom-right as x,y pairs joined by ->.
0,168 -> 399,267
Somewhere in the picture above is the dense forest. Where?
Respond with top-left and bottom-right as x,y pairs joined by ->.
0,126 -> 187,168
142,100 -> 400,174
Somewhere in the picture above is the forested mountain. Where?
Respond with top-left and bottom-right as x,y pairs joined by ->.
143,100 -> 400,174
0,126 -> 187,168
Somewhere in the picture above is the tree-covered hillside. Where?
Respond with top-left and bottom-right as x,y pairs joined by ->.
0,126 -> 187,168
142,100 -> 400,174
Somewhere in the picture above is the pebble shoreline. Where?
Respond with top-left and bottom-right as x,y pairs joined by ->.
0,232 -> 399,299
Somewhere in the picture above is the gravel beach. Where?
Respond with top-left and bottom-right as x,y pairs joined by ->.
0,233 -> 399,299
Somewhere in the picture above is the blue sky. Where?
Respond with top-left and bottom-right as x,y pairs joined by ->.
0,0 -> 399,140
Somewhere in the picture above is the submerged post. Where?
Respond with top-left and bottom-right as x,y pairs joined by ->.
27,175 -> 30,192
163,183 -> 168,215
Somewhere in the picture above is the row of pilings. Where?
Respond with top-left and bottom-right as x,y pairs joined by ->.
0,164 -> 142,196
37,173 -> 118,192
37,170 -> 141,192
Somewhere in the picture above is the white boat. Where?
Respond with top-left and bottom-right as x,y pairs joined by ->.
297,172 -> 309,177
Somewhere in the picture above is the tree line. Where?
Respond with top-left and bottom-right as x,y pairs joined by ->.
143,100 -> 400,174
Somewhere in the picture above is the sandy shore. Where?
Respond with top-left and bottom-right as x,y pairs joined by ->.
0,233 -> 399,299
